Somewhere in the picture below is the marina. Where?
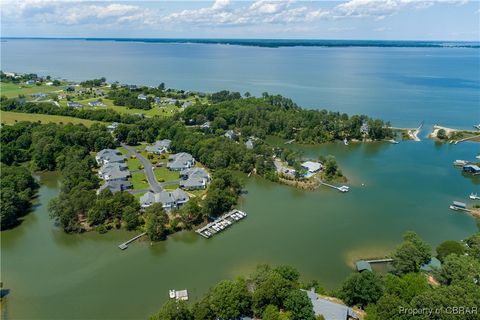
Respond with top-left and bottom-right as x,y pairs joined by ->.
118,232 -> 146,250
469,193 -> 480,200
195,210 -> 247,239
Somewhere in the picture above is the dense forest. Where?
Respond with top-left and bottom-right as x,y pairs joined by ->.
151,231 -> 480,320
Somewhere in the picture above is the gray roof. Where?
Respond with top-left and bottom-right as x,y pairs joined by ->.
96,149 -> 126,164
140,189 -> 189,208
104,166 -> 130,181
67,101 -> 82,108
99,162 -> 128,176
167,152 -> 194,170
145,139 -> 171,153
98,180 -> 132,193
180,167 -> 209,180
304,289 -> 359,320
420,257 -> 442,272
180,177 -> 206,189
224,130 -> 237,139
245,139 -> 254,149
356,260 -> 373,272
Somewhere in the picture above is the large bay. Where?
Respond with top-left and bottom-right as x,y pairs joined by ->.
1,40 -> 480,319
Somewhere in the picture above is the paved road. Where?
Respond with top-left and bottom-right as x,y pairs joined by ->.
121,143 -> 162,193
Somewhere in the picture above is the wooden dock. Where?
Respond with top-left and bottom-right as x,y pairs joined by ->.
364,258 -> 394,264
118,232 -> 146,250
196,210 -> 247,239
318,180 -> 350,193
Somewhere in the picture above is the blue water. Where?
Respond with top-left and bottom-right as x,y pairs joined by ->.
1,39 -> 479,127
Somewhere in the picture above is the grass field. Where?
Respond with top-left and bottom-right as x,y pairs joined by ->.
0,82 -> 64,98
163,183 -> 180,190
127,157 -> 143,171
0,111 -> 103,127
153,167 -> 180,182
130,171 -> 149,190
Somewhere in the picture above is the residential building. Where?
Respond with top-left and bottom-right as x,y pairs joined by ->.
98,162 -> 129,180
245,138 -> 255,150
304,289 -> 359,320
145,139 -> 172,154
138,93 -> 148,100
95,149 -> 126,165
179,167 -> 210,190
167,152 -> 195,171
182,101 -> 193,108
67,101 -> 82,108
154,97 -> 162,104
31,92 -> 48,99
360,122 -> 369,135
88,100 -> 105,107
463,164 -> 480,174
224,130 -> 238,140
139,189 -> 189,209
301,161 -> 322,173
97,180 -> 132,194
107,122 -> 119,133
200,121 -> 211,129
25,80 -> 36,85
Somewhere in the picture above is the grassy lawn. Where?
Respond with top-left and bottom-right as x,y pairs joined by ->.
0,111 -> 103,127
127,156 -> 143,171
163,183 -> 180,190
189,189 -> 208,198
153,167 -> 180,182
0,83 -> 64,98
130,171 -> 149,190
117,147 -> 129,155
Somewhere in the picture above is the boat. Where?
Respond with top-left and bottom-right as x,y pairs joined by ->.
469,193 -> 480,200
388,139 -> 399,144
343,138 -> 349,146
169,290 -> 176,299
453,160 -> 468,166
474,124 -> 480,130
449,205 -> 459,211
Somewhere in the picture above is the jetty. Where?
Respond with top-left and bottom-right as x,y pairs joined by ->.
408,121 -> 424,141
318,180 -> 350,193
118,232 -> 146,250
196,209 -> 247,239
356,258 -> 394,272
285,139 -> 295,144
449,201 -> 471,213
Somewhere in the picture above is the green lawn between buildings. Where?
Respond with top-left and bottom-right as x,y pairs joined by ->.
0,111 -> 104,127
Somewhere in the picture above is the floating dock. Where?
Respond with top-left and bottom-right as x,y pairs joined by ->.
318,180 -> 350,193
195,209 -> 247,239
118,232 -> 146,250
449,201 -> 471,213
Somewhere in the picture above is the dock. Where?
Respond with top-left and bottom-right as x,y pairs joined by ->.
318,180 -> 350,193
195,209 -> 247,239
285,139 -> 295,144
118,232 -> 146,250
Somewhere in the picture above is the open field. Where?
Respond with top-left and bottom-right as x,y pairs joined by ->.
0,82 -> 64,98
0,111 -> 103,127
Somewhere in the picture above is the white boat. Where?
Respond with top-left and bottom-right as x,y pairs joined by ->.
469,193 -> 480,200
343,138 -> 349,146
453,160 -> 468,166
449,205 -> 459,211
388,139 -> 399,144
474,124 -> 480,130
169,290 -> 176,299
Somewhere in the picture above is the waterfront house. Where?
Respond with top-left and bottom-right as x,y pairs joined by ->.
463,164 -> 480,174
179,167 -> 210,190
304,289 -> 359,320
301,161 -> 322,173
95,149 -> 126,165
67,101 -> 82,108
360,122 -> 369,135
107,122 -> 119,133
97,180 -> 132,194
138,93 -> 148,100
200,121 -> 211,129
140,189 -> 189,209
355,260 -> 373,272
88,100 -> 105,107
245,138 -> 255,150
145,139 -> 172,154
167,152 -> 195,171
98,162 -> 128,179
224,130 -> 238,140
420,257 -> 442,273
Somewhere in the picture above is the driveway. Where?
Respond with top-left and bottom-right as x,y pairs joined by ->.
121,143 -> 162,193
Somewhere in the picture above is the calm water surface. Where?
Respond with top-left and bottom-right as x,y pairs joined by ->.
1,40 -> 480,319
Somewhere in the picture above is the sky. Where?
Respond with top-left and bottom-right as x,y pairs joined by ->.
1,0 -> 479,41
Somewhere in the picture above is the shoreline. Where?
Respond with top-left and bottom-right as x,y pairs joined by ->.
429,124 -> 480,143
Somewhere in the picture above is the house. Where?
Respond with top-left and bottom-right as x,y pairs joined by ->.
355,260 -> 373,272
95,149 -> 126,165
182,101 -> 193,108
67,101 -> 82,108
154,97 -> 162,104
138,93 -> 148,100
98,162 -> 129,180
463,164 -> 480,174
94,89 -> 105,96
301,161 -> 322,173
201,121 -> 211,129
103,167 -> 130,181
420,257 -> 442,273
145,139 -> 171,154
304,289 -> 359,320
179,167 -> 210,190
107,122 -> 119,133
167,152 -> 195,171
25,80 -> 36,85
245,138 -> 255,150
165,98 -> 178,105
224,130 -> 238,140
88,100 -> 105,107
31,92 -> 48,99
139,189 -> 189,209
360,122 -> 369,135
46,81 -> 54,86
97,180 -> 132,194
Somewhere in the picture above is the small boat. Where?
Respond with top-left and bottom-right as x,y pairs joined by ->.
449,205 -> 459,211
469,193 -> 480,200
474,124 -> 480,130
169,290 -> 176,299
453,160 -> 468,166
343,138 -> 349,146
388,139 -> 399,144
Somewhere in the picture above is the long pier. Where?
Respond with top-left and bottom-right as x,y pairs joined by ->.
364,258 -> 394,263
196,210 -> 247,239
118,232 -> 146,250
317,180 -> 350,193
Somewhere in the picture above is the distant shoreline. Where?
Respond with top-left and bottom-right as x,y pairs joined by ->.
1,37 -> 479,49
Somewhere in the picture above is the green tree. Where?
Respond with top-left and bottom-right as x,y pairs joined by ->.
284,289 -> 315,320
263,305 -> 280,320
392,231 -> 431,275
122,206 -> 140,230
436,240 -> 465,262
145,204 -> 169,241
438,254 -> 480,285
384,273 -> 430,302
209,278 -> 251,319
465,233 -> 480,260
339,271 -> 384,308
151,300 -> 192,320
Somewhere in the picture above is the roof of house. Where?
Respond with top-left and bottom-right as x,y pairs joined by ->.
105,167 -> 130,180
100,162 -> 128,174
356,260 -> 373,272
245,139 -> 254,149
301,161 -> 322,172
140,189 -> 189,207
167,152 -> 194,169
98,180 -> 132,193
180,167 -> 209,179
145,139 -> 171,153
96,149 -> 126,163
305,289 -> 359,320
180,177 -> 206,188
420,257 -> 442,272
224,130 -> 237,139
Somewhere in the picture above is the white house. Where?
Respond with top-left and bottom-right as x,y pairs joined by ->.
301,161 -> 322,173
